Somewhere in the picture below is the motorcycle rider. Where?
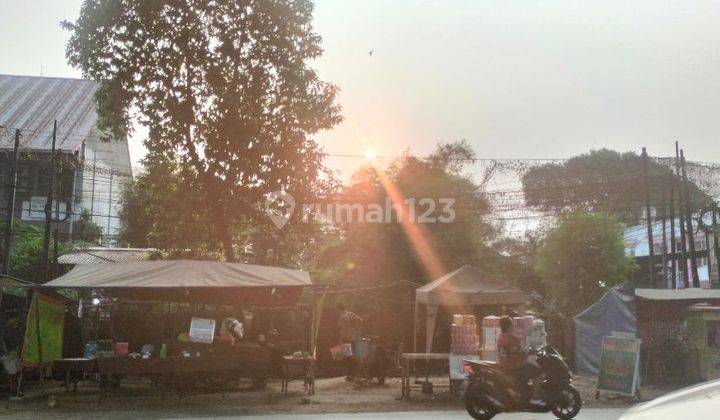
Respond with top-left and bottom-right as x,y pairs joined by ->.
497,315 -> 543,405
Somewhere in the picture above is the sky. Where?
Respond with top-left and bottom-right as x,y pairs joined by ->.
2,0 -> 720,179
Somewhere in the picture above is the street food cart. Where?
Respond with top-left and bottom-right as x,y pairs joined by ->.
34,260 -> 312,392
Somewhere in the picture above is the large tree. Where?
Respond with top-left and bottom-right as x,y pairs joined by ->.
522,149 -> 711,226
64,0 -> 341,261
534,211 -> 636,316
314,142 -> 503,339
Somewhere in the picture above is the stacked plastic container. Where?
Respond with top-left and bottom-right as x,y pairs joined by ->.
528,318 -> 548,348
513,316 -> 534,347
449,314 -> 480,380
480,315 -> 548,361
481,316 -> 501,362
451,314 -> 480,355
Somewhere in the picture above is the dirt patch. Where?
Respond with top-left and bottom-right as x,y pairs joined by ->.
0,374 -> 679,418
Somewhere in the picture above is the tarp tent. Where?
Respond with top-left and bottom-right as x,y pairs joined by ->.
573,283 -> 636,376
414,265 -> 526,353
42,260 -> 312,306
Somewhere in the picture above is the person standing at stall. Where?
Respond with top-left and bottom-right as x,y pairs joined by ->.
338,303 -> 362,380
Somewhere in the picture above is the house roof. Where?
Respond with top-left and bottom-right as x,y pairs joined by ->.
58,247 -> 156,265
416,264 -> 526,306
0,74 -> 99,152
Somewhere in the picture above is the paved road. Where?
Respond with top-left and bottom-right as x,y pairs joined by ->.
205,408 -> 626,420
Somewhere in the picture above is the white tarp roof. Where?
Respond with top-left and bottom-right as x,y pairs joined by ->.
44,260 -> 311,289
416,265 -> 526,306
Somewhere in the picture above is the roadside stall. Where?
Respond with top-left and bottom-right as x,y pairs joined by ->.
36,260 -> 312,393
403,265 -> 526,398
413,265 -> 526,354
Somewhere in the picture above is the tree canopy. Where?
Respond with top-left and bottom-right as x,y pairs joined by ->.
522,149 -> 712,226
317,141 -> 499,289
65,0 -> 341,261
534,211 -> 636,316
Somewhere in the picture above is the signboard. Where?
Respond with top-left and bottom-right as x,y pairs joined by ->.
189,317 -> 216,344
597,332 -> 641,396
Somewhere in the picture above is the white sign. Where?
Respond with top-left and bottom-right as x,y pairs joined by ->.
189,317 -> 216,344
21,197 -> 66,221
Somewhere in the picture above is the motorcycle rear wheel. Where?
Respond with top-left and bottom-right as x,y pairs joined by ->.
464,386 -> 497,420
550,385 -> 582,420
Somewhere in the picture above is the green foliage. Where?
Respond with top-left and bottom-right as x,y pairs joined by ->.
316,141 -> 501,306
535,211 -> 637,316
1,221 -> 72,283
74,210 -> 103,244
522,149 -> 711,226
64,0 -> 341,261
118,154 -> 217,251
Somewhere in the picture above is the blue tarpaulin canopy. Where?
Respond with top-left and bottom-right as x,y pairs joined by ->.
573,283 -> 636,376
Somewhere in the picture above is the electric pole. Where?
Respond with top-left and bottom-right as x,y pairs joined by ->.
2,129 -> 20,276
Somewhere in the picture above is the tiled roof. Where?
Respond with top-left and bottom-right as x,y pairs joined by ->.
58,247 -> 155,265
0,74 -> 99,152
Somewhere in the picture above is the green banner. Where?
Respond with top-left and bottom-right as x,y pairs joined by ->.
22,293 -> 65,367
597,333 -> 641,396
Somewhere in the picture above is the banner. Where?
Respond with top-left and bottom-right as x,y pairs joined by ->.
22,293 -> 65,367
596,332 -> 641,396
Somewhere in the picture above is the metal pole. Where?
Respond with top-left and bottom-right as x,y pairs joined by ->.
661,190 -> 668,288
42,121 -> 57,281
713,206 -> 720,287
2,129 -> 20,276
642,147 -> 655,287
669,185 -> 677,288
675,142 -> 690,288
681,150 -> 700,287
106,170 -> 113,241
90,152 -> 96,219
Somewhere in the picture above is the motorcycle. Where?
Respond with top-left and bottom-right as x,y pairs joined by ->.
463,345 -> 582,420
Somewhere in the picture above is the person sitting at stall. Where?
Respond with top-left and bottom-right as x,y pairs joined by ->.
337,303 -> 362,381
218,318 -> 244,344
497,315 -> 543,404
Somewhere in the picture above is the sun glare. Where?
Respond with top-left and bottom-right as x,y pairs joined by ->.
365,149 -> 377,160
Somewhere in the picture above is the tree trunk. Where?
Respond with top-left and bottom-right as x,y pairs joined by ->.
214,206 -> 235,262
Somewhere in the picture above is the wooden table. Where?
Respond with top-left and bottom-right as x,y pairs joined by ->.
400,353 -> 450,398
281,356 -> 315,396
95,350 -> 272,391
